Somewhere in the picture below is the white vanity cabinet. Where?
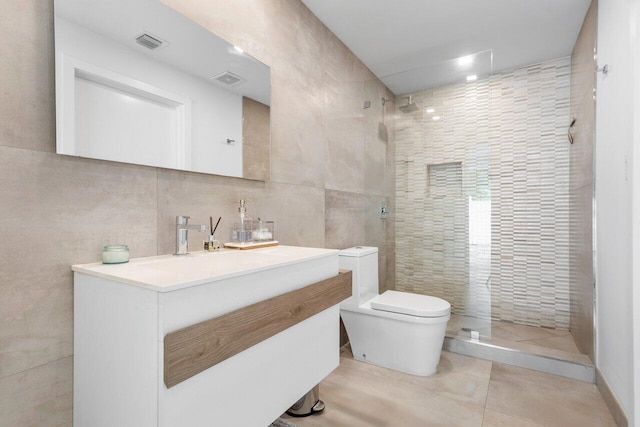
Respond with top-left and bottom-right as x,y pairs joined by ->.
73,246 -> 343,427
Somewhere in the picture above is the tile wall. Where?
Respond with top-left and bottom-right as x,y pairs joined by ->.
569,0 -> 596,360
395,78 -> 492,319
395,58 -> 572,329
0,0 -> 395,422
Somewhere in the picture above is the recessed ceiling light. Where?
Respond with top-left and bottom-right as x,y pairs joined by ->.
432,116 -> 441,121
466,75 -> 478,82
457,55 -> 473,67
426,108 -> 435,114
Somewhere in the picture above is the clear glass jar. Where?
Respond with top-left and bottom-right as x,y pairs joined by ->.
252,219 -> 275,242
102,245 -> 130,264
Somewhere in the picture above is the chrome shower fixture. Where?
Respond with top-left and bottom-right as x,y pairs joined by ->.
398,95 -> 419,113
381,96 -> 420,113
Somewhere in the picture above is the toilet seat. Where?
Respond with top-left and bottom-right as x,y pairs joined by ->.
370,290 -> 450,318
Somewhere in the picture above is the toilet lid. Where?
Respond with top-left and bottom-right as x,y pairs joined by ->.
370,290 -> 451,318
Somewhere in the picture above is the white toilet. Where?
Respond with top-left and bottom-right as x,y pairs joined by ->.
339,246 -> 451,376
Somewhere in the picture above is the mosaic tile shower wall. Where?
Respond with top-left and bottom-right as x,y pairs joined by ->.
395,58 -> 570,329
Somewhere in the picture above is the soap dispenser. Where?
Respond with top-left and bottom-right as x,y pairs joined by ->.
232,199 -> 254,242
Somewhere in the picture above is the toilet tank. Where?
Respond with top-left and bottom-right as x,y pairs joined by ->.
339,246 -> 379,305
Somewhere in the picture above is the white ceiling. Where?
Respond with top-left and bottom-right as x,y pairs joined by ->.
301,0 -> 592,94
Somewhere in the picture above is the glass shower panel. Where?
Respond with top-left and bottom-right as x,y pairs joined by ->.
390,51 -> 494,340
390,51 -> 583,363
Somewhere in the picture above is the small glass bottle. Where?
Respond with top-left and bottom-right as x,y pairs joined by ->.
204,235 -> 221,251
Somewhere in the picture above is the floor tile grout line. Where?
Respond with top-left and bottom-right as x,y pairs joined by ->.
479,361 -> 494,426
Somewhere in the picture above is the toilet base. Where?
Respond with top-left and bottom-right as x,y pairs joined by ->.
341,303 -> 449,376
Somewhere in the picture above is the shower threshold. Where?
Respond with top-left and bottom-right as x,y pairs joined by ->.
444,336 -> 595,383
444,314 -> 594,383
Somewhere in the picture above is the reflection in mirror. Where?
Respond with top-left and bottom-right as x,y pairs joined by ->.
54,0 -> 271,181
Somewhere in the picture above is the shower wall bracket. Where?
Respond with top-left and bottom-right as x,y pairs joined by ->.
380,202 -> 389,219
596,64 -> 609,75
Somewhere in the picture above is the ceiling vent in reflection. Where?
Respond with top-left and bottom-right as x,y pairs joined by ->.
211,71 -> 246,87
134,33 -> 167,51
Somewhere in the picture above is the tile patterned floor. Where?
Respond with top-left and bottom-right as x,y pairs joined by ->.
446,314 -> 593,364
282,346 -> 614,427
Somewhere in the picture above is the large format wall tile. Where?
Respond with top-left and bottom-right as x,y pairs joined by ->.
325,189 -> 368,251
0,356 -> 72,427
325,190 -> 390,293
161,0 -> 273,66
242,97 -> 271,181
0,147 -> 158,378
256,182 -> 326,247
0,0 -> 55,153
269,75 -> 328,188
363,80 -> 393,197
157,169 -> 326,253
324,114 -> 366,194
569,0 -> 596,360
156,169 -> 266,254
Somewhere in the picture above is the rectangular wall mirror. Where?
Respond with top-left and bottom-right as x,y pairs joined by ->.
54,0 -> 271,181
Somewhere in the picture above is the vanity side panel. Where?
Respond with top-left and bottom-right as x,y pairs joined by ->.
74,273 -> 159,427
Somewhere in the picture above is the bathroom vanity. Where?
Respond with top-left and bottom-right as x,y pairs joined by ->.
73,246 -> 348,426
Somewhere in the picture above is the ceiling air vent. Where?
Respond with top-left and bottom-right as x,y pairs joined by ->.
135,33 -> 165,50
211,71 -> 246,87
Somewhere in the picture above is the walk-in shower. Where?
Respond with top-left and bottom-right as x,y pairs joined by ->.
388,48 -> 595,376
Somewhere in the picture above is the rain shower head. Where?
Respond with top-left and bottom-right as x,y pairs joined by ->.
381,95 -> 420,113
398,95 -> 419,113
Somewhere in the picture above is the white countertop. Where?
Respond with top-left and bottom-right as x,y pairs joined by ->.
72,245 -> 339,292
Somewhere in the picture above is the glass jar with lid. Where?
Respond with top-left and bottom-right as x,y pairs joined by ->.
102,245 -> 130,264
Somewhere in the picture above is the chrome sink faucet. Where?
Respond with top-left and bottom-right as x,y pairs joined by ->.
175,216 -> 207,255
